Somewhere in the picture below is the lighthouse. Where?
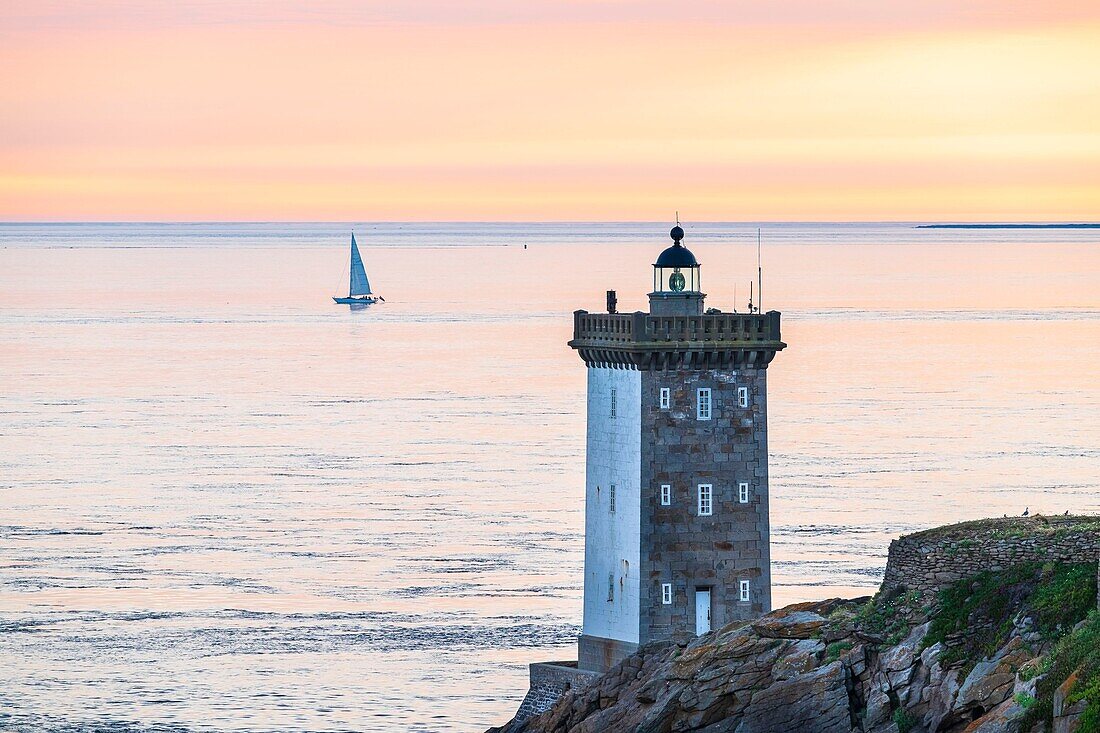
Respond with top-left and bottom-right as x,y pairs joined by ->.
567,224 -> 787,673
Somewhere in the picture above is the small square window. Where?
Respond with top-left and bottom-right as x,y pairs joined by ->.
660,484 -> 671,506
610,388 -> 617,418
659,387 -> 670,410
739,580 -> 751,602
697,388 -> 712,420
661,583 -> 673,605
737,386 -> 749,408
738,482 -> 750,504
609,483 -> 616,513
697,484 -> 713,516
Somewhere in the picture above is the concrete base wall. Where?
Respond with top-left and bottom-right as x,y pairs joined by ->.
513,661 -> 599,723
578,633 -> 639,673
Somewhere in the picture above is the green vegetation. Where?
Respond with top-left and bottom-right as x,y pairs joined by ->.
919,563 -> 1097,733
824,641 -> 853,663
1018,661 -> 1043,683
1047,522 -> 1100,540
892,708 -> 916,733
900,515 -> 1100,545
814,554 -> 1099,732
853,589 -> 923,646
1021,611 -> 1100,732
922,563 -> 1097,672
1030,564 -> 1098,637
1014,691 -> 1036,709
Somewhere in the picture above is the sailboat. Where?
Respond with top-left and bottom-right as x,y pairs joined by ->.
333,233 -> 383,304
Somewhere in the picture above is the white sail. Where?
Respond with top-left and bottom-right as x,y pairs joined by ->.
349,234 -> 372,296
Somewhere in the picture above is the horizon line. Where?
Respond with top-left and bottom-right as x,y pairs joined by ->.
2,219 -> 1098,226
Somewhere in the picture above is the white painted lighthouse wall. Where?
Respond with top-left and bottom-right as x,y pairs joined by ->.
582,367 -> 641,645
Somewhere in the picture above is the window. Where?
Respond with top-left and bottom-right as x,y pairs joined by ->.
659,387 -> 670,410
610,388 -> 617,418
609,483 -> 616,513
697,484 -> 713,516
739,580 -> 751,602
738,386 -> 749,408
697,388 -> 712,420
608,574 -> 615,602
661,583 -> 673,605
660,484 -> 671,506
738,482 -> 750,504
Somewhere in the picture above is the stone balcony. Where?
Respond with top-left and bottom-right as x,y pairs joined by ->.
568,310 -> 786,370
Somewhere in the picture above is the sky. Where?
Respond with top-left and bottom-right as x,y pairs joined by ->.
2,1 -> 1099,221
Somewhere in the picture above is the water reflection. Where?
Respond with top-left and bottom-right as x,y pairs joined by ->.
0,223 -> 1097,731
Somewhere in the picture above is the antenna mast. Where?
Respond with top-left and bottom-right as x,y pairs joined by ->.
757,228 -> 763,314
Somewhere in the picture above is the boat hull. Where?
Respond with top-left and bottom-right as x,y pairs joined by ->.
333,296 -> 381,304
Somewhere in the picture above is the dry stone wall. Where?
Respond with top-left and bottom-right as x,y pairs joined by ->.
882,516 -> 1100,604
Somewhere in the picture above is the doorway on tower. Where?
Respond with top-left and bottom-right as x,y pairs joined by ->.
695,587 -> 712,635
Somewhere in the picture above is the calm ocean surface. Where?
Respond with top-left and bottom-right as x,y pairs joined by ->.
1,222 -> 1098,731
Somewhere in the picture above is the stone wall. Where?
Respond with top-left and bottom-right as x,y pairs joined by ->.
512,662 -> 598,724
882,516 -> 1100,602
638,367 -> 771,645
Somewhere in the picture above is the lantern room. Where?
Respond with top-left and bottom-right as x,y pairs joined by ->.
649,225 -> 704,315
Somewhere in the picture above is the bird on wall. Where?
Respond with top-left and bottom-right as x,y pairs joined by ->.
1022,507 -> 1030,517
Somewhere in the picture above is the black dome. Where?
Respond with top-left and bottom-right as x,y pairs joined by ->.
654,242 -> 698,268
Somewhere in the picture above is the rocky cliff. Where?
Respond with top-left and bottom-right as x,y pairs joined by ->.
492,519 -> 1100,733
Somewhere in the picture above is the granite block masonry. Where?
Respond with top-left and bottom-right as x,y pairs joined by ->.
636,367 -> 773,650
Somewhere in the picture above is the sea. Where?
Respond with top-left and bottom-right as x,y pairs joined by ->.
1,222 -> 1098,732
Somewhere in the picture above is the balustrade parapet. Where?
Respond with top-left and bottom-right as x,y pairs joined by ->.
568,309 -> 785,370
570,309 -> 782,345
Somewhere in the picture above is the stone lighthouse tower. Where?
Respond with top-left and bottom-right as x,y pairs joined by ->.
568,225 -> 786,673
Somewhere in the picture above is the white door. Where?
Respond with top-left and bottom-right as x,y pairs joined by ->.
695,588 -> 712,635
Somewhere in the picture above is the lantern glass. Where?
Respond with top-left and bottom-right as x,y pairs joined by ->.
653,265 -> 700,294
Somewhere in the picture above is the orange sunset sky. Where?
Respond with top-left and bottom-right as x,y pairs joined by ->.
2,1 -> 1099,221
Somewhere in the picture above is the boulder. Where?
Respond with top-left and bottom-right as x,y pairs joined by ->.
1052,670 -> 1086,733
955,636 -> 1031,717
770,639 -> 824,681
751,609 -> 827,640
918,644 -> 962,733
961,696 -> 1027,733
880,622 -> 929,692
734,661 -> 853,733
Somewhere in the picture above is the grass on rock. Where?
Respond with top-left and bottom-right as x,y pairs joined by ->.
922,562 -> 1096,672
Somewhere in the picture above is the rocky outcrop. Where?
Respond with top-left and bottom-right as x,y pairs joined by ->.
490,604 -> 861,733
491,557 -> 1099,733
491,600 -> 1051,733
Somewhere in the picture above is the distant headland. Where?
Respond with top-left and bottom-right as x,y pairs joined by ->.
917,223 -> 1100,229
